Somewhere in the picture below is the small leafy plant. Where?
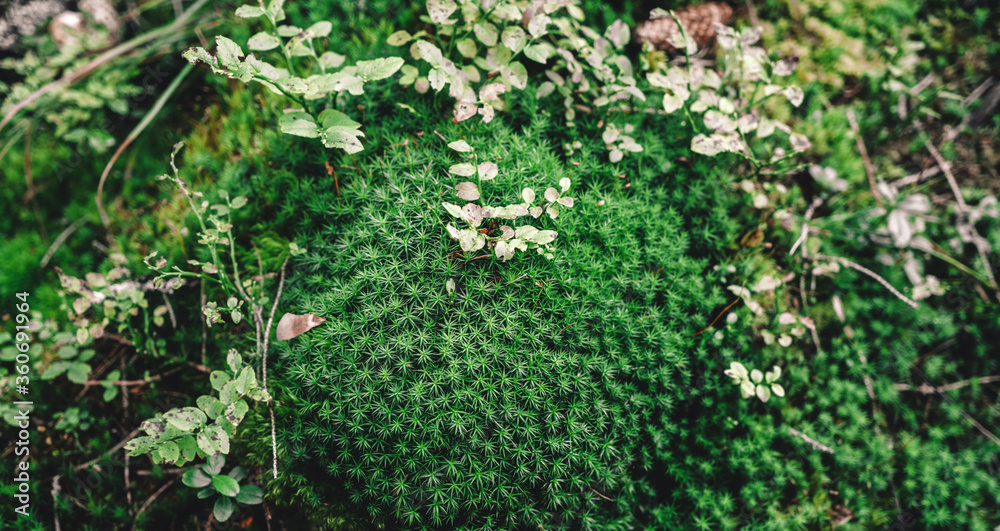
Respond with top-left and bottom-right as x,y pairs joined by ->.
439,139 -> 575,261
389,0 -> 643,125
643,14 -> 808,170
125,350 -> 271,465
182,0 -> 403,154
181,455 -> 264,523
724,362 -> 785,402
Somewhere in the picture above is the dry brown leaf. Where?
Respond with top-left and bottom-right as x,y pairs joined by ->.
275,313 -> 326,341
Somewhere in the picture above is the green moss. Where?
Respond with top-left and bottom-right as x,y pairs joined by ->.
264,79 -> 740,527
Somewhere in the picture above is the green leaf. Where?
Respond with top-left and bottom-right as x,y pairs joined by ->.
531,230 -> 558,245
227,351 -> 242,373
214,495 -> 236,522
102,385 -> 118,402
354,57 -> 404,81
266,0 -> 285,22
427,0 -> 457,23
198,395 -> 226,419
308,21 -> 332,37
140,419 -> 166,437
247,32 -> 280,51
228,466 -> 247,482
501,26 -> 527,54
178,436 -> 199,461
211,474 -> 240,497
197,487 -> 216,499
215,36 -> 244,69
234,5 -> 264,18
219,381 -> 238,406
247,386 -> 272,402
756,384 -> 771,402
276,25 -> 300,37
197,429 -> 220,456
449,163 -> 476,176
278,112 -> 319,139
66,362 -> 90,384
231,196 -> 248,209
205,454 -> 225,475
387,30 -> 412,46
125,436 -> 157,455
456,38 -> 477,58
164,407 -> 208,431
204,424 -> 231,454
318,109 -> 365,153
474,22 -> 498,47
182,47 -> 219,69
235,484 -> 264,505
158,441 -> 180,463
182,467 -> 213,488
318,51 -> 345,69
235,367 -> 255,394
442,202 -> 465,219
209,371 -> 231,391
448,140 -> 473,152
502,61 -> 527,90
41,361 -> 70,380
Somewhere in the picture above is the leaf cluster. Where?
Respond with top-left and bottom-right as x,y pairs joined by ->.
125,350 -> 271,466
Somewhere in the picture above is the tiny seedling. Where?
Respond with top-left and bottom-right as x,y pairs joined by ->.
181,454 -> 264,522
724,362 -> 785,402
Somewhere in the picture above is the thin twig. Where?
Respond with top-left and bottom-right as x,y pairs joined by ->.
74,428 -> 141,471
944,76 -> 996,143
83,365 -> 184,387
924,138 -> 999,296
788,427 -> 834,454
891,163 -> 948,189
51,475 -> 61,531
263,257 -> 289,481
924,139 -> 968,213
200,280 -> 207,365
590,487 -> 613,502
40,218 -> 87,269
846,109 -> 882,207
131,478 -> 177,531
135,468 -> 185,476
121,357 -> 132,511
162,292 -> 177,329
23,122 -> 47,239
98,62 -> 194,226
816,254 -> 919,310
894,375 -> 1000,394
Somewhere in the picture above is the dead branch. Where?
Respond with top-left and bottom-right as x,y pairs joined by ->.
788,427 -> 835,454
846,109 -> 882,207
895,375 -> 1000,395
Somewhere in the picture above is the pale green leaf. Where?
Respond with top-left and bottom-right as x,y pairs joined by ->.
278,112 -> 318,138
235,5 -> 264,18
247,32 -> 280,51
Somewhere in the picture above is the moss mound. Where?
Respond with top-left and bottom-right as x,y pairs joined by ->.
269,102 -> 734,528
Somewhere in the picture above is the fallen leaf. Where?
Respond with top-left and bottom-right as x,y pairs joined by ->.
275,313 -> 326,341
